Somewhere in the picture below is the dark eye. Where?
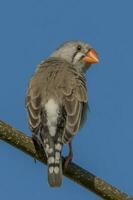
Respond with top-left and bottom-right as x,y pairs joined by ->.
77,45 -> 82,51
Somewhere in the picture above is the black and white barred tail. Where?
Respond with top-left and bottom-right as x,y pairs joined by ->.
47,142 -> 62,187
43,99 -> 65,187
41,129 -> 63,187
31,98 -> 66,187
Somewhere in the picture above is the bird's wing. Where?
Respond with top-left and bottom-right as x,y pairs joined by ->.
25,58 -> 68,133
26,73 -> 42,132
55,66 -> 88,143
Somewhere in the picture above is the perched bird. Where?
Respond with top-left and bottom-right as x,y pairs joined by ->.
26,40 -> 99,187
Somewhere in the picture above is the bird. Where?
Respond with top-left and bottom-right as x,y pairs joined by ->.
25,40 -> 99,187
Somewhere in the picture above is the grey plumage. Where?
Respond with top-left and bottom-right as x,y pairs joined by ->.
25,40 -> 99,187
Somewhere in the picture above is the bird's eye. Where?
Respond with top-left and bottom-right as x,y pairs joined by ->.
77,45 -> 82,51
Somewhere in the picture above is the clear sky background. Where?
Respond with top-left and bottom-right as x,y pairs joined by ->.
0,0 -> 133,199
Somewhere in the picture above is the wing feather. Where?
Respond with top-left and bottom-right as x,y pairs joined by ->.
66,103 -> 82,129
75,86 -> 87,102
61,67 -> 88,143
26,81 -> 42,131
64,96 -> 78,116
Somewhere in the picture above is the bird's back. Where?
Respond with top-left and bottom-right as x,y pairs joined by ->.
27,58 -> 86,104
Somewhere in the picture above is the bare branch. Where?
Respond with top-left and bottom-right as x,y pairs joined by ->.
0,120 -> 132,200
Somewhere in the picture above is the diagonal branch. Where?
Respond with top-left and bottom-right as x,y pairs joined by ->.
0,120 -> 132,200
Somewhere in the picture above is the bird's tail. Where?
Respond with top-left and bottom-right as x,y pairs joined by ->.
40,99 -> 66,187
47,142 -> 63,187
48,148 -> 62,187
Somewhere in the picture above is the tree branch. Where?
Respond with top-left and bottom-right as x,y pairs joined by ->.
0,120 -> 132,200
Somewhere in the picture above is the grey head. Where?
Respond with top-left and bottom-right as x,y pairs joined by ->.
50,40 -> 99,72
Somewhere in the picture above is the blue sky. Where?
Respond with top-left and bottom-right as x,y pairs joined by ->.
0,0 -> 133,199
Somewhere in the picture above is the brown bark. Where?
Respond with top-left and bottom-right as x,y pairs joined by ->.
0,120 -> 132,200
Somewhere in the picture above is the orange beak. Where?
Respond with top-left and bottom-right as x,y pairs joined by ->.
82,49 -> 99,64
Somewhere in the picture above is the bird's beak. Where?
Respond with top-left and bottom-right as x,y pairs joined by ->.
82,49 -> 99,64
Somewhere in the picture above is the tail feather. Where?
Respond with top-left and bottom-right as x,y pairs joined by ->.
46,142 -> 63,187
39,100 -> 65,187
33,124 -> 63,187
48,157 -> 62,187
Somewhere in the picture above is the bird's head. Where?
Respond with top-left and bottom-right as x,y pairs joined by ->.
50,40 -> 99,72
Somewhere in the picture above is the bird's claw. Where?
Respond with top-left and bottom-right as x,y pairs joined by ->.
64,155 -> 73,169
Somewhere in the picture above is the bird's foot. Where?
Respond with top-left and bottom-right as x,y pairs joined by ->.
64,154 -> 73,169
64,142 -> 73,169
